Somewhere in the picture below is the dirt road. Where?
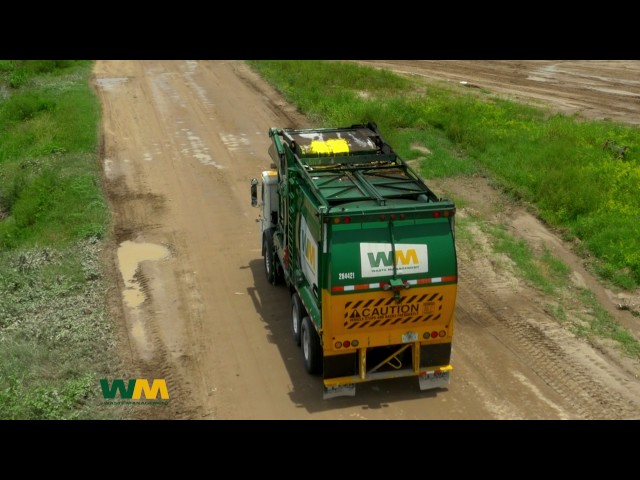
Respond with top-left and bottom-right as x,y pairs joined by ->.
92,60 -> 640,419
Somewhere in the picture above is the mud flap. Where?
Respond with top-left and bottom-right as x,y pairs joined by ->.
418,369 -> 450,391
323,383 -> 356,399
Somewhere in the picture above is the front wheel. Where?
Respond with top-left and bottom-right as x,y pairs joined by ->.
263,231 -> 281,285
301,316 -> 322,374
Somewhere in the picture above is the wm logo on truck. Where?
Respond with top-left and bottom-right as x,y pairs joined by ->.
300,216 -> 319,287
360,243 -> 429,277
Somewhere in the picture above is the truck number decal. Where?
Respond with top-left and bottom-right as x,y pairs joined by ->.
338,272 -> 355,280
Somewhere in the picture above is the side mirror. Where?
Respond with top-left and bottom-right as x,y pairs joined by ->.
250,178 -> 258,207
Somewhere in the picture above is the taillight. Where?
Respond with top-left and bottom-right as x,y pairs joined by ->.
433,210 -> 454,218
333,339 -> 359,349
424,330 -> 442,339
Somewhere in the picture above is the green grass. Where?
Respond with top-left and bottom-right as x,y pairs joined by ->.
484,223 -> 573,296
0,61 -> 106,250
0,60 -> 124,419
247,60 -> 640,289
0,241 -> 129,419
573,288 -> 640,358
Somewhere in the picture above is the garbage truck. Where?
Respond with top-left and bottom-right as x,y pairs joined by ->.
250,123 -> 458,398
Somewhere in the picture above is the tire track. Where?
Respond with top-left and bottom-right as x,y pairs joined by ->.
457,248 -> 639,419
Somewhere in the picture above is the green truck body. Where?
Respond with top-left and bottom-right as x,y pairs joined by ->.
251,123 -> 458,398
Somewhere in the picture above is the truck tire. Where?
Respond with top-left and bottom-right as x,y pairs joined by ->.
291,293 -> 304,346
301,316 -> 322,374
263,231 -> 281,285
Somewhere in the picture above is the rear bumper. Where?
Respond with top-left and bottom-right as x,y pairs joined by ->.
322,341 -> 452,390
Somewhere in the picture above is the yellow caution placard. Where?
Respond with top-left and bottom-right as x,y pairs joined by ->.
323,284 -> 456,338
342,292 -> 442,328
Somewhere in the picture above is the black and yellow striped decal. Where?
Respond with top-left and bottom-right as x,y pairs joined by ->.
322,284 -> 456,352
343,291 -> 444,329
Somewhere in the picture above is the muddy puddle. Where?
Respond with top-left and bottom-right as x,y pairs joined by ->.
117,240 -> 170,308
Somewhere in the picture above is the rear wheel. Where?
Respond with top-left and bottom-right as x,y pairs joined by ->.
291,293 -> 304,346
301,316 -> 322,374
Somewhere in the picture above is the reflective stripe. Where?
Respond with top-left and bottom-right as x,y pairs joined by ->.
332,275 -> 457,292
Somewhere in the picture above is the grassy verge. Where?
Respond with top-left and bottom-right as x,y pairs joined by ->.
246,60 -> 640,290
0,60 -> 125,419
457,213 -> 640,359
486,223 -> 571,296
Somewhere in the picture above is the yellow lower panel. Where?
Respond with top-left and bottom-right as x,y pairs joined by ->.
322,284 -> 456,352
